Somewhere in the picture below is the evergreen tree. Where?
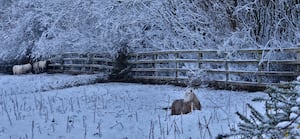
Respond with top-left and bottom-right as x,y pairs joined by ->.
232,77 -> 300,138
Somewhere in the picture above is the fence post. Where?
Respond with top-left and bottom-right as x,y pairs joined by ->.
135,54 -> 138,78
297,44 -> 300,76
153,53 -> 157,77
224,52 -> 229,89
60,54 -> 64,73
257,50 -> 263,84
175,52 -> 179,83
81,54 -> 85,72
89,53 -> 93,73
198,51 -> 202,69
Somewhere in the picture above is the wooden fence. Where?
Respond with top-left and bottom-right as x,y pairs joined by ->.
47,52 -> 114,74
0,64 -> 14,74
128,47 -> 300,90
44,46 -> 300,90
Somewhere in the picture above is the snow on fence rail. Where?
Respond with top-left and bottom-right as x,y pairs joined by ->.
47,52 -> 114,74
128,47 -> 300,90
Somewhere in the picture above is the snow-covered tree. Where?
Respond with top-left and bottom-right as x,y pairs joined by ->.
232,77 -> 300,138
0,0 -> 299,64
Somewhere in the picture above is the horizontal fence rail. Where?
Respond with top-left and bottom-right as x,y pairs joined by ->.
47,52 -> 114,74
128,47 -> 300,90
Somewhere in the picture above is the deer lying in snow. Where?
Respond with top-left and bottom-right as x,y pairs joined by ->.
171,89 -> 202,115
162,89 -> 202,115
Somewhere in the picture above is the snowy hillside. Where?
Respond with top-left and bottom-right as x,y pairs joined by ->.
0,0 -> 299,64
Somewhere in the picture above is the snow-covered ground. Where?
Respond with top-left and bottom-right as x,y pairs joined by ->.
0,74 -> 265,139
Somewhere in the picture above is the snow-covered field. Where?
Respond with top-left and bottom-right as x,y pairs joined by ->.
0,74 -> 265,139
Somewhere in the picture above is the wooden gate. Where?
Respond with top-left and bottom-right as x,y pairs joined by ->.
47,52 -> 114,74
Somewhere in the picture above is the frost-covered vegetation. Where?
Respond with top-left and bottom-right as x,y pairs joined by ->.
0,0 -> 299,64
232,77 -> 300,138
